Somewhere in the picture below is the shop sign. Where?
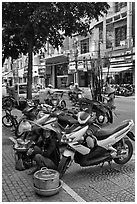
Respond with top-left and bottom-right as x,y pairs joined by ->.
38,68 -> 45,75
77,61 -> 84,70
69,62 -> 76,72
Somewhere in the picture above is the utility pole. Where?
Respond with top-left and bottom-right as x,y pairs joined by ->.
73,39 -> 79,84
75,49 -> 78,84
97,40 -> 102,101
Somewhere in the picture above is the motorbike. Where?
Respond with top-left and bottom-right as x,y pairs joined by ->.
43,91 -> 66,109
78,98 -> 113,124
2,95 -> 16,110
2,95 -> 29,111
15,103 -> 54,138
57,111 -> 135,178
68,90 -> 83,106
114,84 -> 134,97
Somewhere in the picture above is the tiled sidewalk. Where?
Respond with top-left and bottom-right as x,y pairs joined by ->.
2,128 -> 75,202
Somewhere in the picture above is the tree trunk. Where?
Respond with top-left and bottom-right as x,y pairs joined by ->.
27,40 -> 33,99
2,56 -> 6,67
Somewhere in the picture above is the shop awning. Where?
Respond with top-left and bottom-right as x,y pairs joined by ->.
46,55 -> 69,65
57,75 -> 68,78
102,67 -> 132,73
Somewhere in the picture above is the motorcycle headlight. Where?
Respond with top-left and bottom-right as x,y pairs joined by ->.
52,100 -> 58,106
78,94 -> 82,98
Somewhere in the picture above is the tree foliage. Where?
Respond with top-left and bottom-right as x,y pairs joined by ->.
2,2 -> 110,99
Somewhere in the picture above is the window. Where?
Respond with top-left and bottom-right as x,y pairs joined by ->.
114,14 -> 120,21
115,25 -> 127,47
115,2 -> 127,13
80,38 -> 89,54
106,18 -> 113,24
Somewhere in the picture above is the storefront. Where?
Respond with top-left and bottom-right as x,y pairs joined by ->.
45,55 -> 69,88
68,57 -> 95,87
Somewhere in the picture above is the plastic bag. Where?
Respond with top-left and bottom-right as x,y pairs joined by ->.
15,158 -> 25,171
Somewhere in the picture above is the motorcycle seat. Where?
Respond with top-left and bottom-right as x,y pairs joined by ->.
58,114 -> 78,125
94,121 -> 129,140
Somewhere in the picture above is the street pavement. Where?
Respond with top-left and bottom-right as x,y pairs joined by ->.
2,93 -> 135,202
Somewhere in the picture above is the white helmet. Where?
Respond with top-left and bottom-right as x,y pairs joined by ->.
75,83 -> 78,86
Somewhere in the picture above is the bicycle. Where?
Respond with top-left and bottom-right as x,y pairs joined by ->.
2,109 -> 18,129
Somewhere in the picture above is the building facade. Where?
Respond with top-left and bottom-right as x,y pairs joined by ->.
2,2 -> 135,88
68,2 -> 135,87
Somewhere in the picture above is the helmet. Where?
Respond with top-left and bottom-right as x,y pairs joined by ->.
75,83 -> 78,86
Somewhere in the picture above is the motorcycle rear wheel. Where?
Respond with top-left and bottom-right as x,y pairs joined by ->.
57,156 -> 71,178
2,115 -> 13,127
113,139 -> 133,164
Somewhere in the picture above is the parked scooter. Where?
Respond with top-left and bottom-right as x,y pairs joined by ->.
42,91 -> 66,109
68,83 -> 84,106
79,98 -> 113,124
15,103 -> 53,138
68,90 -> 83,105
57,111 -> 135,178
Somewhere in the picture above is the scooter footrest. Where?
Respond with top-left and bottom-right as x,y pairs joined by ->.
80,155 -> 111,167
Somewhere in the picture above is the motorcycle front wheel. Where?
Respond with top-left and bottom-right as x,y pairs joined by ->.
60,100 -> 66,109
57,156 -> 71,178
113,139 -> 133,164
2,115 -> 13,127
15,120 -> 28,138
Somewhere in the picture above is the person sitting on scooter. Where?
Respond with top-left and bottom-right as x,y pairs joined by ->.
68,82 -> 74,98
27,129 -> 60,175
39,84 -> 53,104
73,83 -> 82,93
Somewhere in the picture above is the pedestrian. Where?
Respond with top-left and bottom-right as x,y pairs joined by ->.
102,85 -> 116,109
27,129 -> 60,175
